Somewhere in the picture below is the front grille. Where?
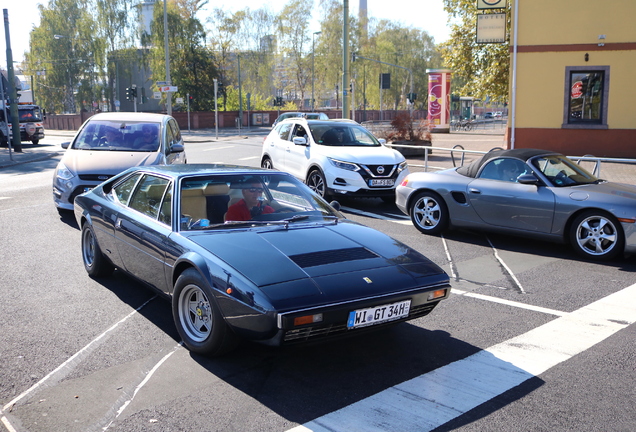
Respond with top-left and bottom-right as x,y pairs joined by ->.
361,164 -> 398,178
289,247 -> 378,268
79,174 -> 114,181
282,301 -> 440,343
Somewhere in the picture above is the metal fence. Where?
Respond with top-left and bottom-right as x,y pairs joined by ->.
388,143 -> 636,185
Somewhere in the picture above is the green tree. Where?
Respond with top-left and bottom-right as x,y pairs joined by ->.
26,0 -> 101,113
146,0 -> 218,111
440,0 -> 510,102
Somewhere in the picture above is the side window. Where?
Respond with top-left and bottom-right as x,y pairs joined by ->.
165,122 -> 176,156
113,173 -> 143,205
128,175 -> 171,220
292,125 -> 307,139
168,119 -> 182,145
563,66 -> 609,129
277,123 -> 293,141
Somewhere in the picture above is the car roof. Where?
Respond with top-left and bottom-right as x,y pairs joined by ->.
279,118 -> 358,126
456,148 -> 561,178
87,112 -> 174,123
126,163 -> 285,179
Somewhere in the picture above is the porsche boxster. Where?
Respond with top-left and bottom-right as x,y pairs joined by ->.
396,148 -> 636,260
74,164 -> 450,356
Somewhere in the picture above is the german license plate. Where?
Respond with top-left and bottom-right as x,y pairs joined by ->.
369,178 -> 394,187
347,300 -> 411,329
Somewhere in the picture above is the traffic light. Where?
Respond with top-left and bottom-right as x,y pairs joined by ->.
125,87 -> 132,101
131,86 -> 137,98
407,92 -> 417,103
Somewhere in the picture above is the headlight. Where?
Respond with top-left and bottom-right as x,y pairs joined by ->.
55,162 -> 75,181
328,158 -> 360,172
398,160 -> 408,173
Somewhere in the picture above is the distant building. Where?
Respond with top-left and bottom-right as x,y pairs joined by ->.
508,0 -> 636,158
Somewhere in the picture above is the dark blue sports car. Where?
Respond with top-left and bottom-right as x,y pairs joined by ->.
74,165 -> 450,356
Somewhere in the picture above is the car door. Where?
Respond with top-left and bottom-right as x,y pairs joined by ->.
113,174 -> 173,292
466,159 -> 556,233
267,122 -> 293,170
284,123 -> 311,180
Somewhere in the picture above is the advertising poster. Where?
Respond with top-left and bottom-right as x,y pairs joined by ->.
426,69 -> 452,131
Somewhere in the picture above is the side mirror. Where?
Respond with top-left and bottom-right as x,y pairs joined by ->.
61,142 -> 70,149
517,173 -> 541,185
329,200 -> 341,211
378,138 -> 387,145
292,136 -> 308,146
170,143 -> 185,153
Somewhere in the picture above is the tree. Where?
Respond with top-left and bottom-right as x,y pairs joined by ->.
440,0 -> 510,102
146,0 -> 218,111
26,0 -> 101,113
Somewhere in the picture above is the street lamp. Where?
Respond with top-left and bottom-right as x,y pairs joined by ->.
311,31 -> 321,111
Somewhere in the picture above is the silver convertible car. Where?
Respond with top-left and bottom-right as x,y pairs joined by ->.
75,164 -> 450,356
396,148 -> 636,260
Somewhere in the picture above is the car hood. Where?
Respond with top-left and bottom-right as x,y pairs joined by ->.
316,144 -> 404,164
62,149 -> 162,175
188,221 -> 447,307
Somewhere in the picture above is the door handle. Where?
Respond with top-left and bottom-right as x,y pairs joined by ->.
468,188 -> 481,194
115,218 -> 122,229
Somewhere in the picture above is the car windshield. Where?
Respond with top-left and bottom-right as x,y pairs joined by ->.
531,154 -> 599,187
309,124 -> 380,147
179,173 -> 343,231
72,120 -> 161,152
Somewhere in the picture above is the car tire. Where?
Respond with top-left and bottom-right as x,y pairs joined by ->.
261,156 -> 274,170
173,268 -> 239,356
81,222 -> 114,278
569,211 -> 624,260
31,139 -> 39,145
307,169 -> 330,199
409,191 -> 449,235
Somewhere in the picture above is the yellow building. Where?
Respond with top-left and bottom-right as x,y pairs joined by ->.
508,0 -> 636,157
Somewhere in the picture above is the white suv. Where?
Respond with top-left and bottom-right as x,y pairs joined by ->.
261,118 -> 409,201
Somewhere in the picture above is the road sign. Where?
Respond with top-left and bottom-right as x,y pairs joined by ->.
154,92 -> 161,99
571,81 -> 583,98
156,81 -> 168,86
159,86 -> 178,92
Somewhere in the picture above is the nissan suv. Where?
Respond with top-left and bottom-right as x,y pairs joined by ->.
261,118 -> 409,201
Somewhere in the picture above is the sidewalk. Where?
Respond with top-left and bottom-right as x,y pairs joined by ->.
1,127 -> 634,185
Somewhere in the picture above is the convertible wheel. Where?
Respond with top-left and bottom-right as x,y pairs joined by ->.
81,223 -> 114,277
307,169 -> 330,199
409,191 -> 449,235
173,269 -> 239,356
261,157 -> 274,170
570,211 -> 624,260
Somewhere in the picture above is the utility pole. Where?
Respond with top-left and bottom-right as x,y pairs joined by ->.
163,0 -> 172,115
342,0 -> 350,119
3,9 -> 21,152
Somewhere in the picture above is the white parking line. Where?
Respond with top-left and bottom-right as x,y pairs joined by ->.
486,236 -> 525,293
102,343 -> 182,431
0,296 -> 157,430
238,156 -> 260,161
340,206 -> 411,223
288,283 -> 636,432
203,145 -> 234,151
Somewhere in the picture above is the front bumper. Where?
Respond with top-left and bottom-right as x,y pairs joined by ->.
325,166 -> 409,198
262,282 -> 451,346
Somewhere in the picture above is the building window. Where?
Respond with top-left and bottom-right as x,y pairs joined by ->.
563,66 -> 609,129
